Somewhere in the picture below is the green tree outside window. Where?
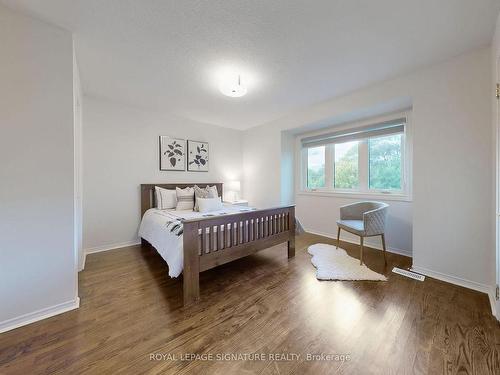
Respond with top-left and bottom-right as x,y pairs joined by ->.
369,134 -> 402,190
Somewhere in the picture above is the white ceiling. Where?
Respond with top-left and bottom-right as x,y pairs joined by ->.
2,0 -> 499,130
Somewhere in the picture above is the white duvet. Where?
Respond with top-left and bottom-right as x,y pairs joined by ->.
138,204 -> 256,277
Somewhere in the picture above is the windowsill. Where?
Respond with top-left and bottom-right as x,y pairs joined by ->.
297,190 -> 412,202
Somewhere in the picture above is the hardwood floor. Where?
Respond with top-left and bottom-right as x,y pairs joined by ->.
1,233 -> 499,374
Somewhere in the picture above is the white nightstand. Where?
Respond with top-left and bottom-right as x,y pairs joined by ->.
224,199 -> 249,207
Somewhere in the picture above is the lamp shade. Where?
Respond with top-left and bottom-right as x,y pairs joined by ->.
227,180 -> 241,192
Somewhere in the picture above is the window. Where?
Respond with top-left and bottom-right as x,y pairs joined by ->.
369,134 -> 402,190
334,141 -> 359,189
307,146 -> 325,188
301,116 -> 410,198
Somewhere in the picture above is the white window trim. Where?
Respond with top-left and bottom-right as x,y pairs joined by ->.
296,111 -> 413,202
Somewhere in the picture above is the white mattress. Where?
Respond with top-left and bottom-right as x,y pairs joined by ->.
138,204 -> 255,277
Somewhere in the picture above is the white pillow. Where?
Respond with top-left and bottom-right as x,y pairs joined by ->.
197,197 -> 223,213
175,187 -> 195,210
155,186 -> 177,209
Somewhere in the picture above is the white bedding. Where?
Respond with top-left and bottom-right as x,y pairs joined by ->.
138,204 -> 256,277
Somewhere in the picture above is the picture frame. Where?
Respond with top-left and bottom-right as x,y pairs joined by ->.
187,140 -> 209,172
159,136 -> 186,171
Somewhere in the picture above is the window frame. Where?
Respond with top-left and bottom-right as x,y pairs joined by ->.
298,112 -> 412,202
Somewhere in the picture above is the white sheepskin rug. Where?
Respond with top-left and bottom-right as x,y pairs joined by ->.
308,243 -> 387,281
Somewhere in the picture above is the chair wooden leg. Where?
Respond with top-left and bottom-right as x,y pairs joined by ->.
381,233 -> 387,265
336,227 -> 341,249
360,236 -> 364,265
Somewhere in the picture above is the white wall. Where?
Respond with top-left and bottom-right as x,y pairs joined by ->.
0,5 -> 78,332
411,48 -> 491,291
280,131 -> 295,205
82,96 -> 243,252
243,47 -> 493,291
243,126 -> 283,207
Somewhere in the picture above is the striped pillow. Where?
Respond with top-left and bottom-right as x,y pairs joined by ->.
194,185 -> 219,211
155,186 -> 177,209
175,187 -> 195,211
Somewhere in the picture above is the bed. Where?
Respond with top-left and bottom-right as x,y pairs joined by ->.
139,183 -> 296,306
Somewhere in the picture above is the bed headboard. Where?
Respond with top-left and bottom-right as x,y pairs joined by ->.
140,183 -> 224,216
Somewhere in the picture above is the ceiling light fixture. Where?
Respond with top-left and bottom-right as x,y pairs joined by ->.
220,74 -> 247,98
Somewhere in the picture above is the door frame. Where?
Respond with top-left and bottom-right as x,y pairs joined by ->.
495,55 -> 500,318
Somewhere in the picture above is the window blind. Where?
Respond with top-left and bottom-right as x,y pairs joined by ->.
301,117 -> 406,148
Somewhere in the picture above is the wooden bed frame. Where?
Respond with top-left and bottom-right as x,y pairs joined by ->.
140,183 -> 295,306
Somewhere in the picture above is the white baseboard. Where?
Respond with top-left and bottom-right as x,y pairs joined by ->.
488,292 -> 498,319
78,253 -> 86,272
84,239 -> 141,255
305,228 -> 412,258
0,297 -> 80,334
410,265 -> 491,294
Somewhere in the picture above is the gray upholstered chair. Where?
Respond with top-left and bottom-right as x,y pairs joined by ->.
336,201 -> 389,265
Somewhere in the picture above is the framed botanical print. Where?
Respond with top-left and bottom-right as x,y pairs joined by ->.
187,140 -> 209,172
159,136 -> 185,171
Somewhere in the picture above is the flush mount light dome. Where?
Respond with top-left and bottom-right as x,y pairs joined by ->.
219,74 -> 247,98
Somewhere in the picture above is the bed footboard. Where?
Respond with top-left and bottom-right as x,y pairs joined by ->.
182,205 -> 295,305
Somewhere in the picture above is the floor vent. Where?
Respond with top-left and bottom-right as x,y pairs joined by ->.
392,267 -> 425,281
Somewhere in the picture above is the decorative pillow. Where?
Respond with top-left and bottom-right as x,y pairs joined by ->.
197,197 -> 223,213
194,185 -> 219,211
155,186 -> 177,209
175,187 -> 195,210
